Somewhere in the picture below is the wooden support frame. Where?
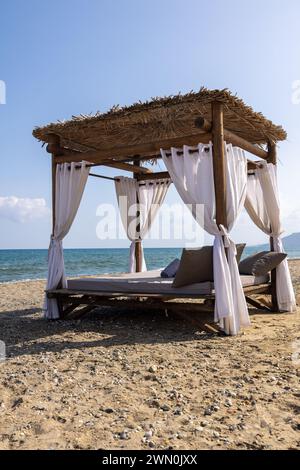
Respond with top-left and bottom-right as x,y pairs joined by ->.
44,108 -> 281,325
195,116 -> 268,160
47,281 -> 272,323
267,141 -> 279,312
137,171 -> 170,181
133,157 -> 143,272
212,102 -> 227,228
48,134 -> 60,236
100,161 -> 152,174
47,132 -> 212,165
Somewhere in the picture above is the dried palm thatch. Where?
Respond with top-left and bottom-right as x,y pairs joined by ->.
32,88 -> 286,152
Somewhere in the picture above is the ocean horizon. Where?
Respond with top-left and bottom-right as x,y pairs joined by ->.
0,246 -> 300,284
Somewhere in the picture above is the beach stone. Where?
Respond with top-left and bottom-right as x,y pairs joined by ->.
148,365 -> 157,373
12,398 -> 23,409
161,404 -> 171,412
260,419 -> 269,428
144,430 -> 153,439
148,399 -> 160,408
194,426 -> 204,433
104,407 -> 114,414
200,420 -> 209,427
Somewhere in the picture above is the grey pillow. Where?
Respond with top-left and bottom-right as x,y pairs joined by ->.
173,246 -> 213,288
172,244 -> 246,288
252,252 -> 287,276
236,243 -> 246,264
161,258 -> 180,278
239,251 -> 287,276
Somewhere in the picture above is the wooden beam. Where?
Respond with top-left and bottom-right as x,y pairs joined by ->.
224,129 -> 268,160
49,132 -> 212,164
245,296 -> 272,312
46,133 -> 65,157
267,141 -> 277,164
194,116 -> 268,160
194,116 -> 212,132
137,171 -> 170,181
55,156 -> 151,174
101,161 -> 152,174
48,135 -> 60,236
212,102 -> 227,228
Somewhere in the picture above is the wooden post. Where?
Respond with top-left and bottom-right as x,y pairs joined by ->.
133,157 -> 143,272
268,141 -> 279,311
212,102 -> 227,229
47,134 -> 61,236
270,235 -> 279,311
51,156 -> 56,236
209,102 -> 227,318
48,134 -> 63,293
267,140 -> 277,165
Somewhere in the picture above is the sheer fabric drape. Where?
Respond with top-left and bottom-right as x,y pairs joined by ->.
161,143 -> 250,335
45,162 -> 90,319
115,177 -> 171,272
245,162 -> 296,312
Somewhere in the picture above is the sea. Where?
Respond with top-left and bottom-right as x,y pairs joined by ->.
0,247 -> 299,284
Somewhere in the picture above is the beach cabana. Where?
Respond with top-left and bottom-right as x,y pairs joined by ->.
33,88 -> 296,335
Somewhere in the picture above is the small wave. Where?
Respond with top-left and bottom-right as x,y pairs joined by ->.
0,278 -> 47,285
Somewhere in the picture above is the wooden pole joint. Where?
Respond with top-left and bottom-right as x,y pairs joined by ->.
195,115 -> 269,160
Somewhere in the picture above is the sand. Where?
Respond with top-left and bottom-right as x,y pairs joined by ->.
0,260 -> 299,450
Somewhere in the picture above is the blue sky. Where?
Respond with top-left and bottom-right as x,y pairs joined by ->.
0,0 -> 300,249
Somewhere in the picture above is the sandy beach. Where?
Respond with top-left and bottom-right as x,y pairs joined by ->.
0,260 -> 299,450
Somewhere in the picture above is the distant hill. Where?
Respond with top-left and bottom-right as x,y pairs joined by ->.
281,232 -> 300,250
252,232 -> 300,251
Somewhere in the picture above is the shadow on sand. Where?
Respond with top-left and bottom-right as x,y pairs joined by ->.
1,304 -> 274,358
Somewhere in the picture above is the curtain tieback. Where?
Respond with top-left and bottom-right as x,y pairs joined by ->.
218,224 -> 237,256
269,230 -> 284,238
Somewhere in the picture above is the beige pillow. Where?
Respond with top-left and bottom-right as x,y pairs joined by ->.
173,244 -> 246,288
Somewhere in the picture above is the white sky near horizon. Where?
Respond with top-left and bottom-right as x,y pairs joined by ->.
0,0 -> 300,249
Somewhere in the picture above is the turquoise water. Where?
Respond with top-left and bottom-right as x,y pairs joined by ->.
0,247 -> 299,283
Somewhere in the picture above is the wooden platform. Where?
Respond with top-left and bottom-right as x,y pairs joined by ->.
46,283 -> 273,325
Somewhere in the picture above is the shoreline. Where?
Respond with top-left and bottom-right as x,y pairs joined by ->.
1,258 -> 300,285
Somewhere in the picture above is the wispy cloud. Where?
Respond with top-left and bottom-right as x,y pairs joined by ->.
0,196 -> 50,223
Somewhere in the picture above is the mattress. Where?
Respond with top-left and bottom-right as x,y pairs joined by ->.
67,269 -> 269,296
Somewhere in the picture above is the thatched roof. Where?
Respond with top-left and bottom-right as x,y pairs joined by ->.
33,88 -> 286,152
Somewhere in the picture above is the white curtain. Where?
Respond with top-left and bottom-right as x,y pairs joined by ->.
45,162 -> 90,319
115,176 -> 171,272
245,162 -> 296,312
161,142 -> 250,335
